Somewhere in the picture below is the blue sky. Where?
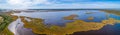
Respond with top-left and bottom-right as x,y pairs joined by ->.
0,0 -> 120,9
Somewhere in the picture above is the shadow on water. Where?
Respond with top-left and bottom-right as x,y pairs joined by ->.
72,23 -> 120,35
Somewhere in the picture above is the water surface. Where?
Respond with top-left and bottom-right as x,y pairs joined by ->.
9,10 -> 120,35
12,10 -> 108,26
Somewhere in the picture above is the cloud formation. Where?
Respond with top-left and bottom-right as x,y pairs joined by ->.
7,0 -> 51,6
0,0 -> 120,9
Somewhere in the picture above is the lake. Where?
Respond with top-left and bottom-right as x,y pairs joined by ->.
9,10 -> 120,35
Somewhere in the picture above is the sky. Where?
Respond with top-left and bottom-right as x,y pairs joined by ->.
0,0 -> 120,9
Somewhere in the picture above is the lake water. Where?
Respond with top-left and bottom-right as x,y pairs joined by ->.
12,10 -> 108,26
10,10 -> 120,35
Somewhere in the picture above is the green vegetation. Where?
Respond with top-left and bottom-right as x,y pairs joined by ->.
0,14 -> 14,35
20,16 -> 120,35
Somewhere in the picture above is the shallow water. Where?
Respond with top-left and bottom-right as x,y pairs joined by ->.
72,23 -> 120,35
8,17 -> 36,35
109,14 -> 120,20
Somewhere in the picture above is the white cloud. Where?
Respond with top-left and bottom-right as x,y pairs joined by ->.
1,3 -> 120,9
7,0 -> 51,7
0,0 -> 119,9
32,0 -> 51,4
28,3 -> 120,9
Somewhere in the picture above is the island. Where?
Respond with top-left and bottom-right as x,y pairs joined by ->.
63,14 -> 78,20
87,16 -> 94,20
